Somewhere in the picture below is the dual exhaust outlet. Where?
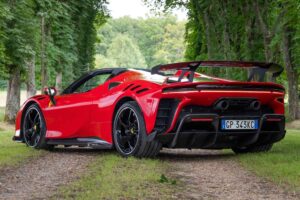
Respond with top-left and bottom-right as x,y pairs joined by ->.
214,99 -> 261,111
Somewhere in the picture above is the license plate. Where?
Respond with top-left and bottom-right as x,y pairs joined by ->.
221,119 -> 258,130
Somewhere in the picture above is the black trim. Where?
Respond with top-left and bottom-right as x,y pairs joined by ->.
151,61 -> 284,82
154,99 -> 179,134
109,82 -> 121,90
62,68 -> 127,94
136,88 -> 149,94
123,83 -> 134,91
47,137 -> 113,149
196,84 -> 285,92
162,84 -> 285,93
158,114 -> 285,149
130,85 -> 141,91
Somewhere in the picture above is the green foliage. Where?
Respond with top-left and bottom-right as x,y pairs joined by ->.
144,0 -> 298,80
3,0 -> 37,72
33,0 -> 108,88
0,0 -> 108,90
144,0 -> 300,120
106,34 -> 146,68
96,15 -> 186,68
154,22 -> 185,64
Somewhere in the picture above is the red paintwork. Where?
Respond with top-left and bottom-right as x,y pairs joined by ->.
15,67 -> 285,145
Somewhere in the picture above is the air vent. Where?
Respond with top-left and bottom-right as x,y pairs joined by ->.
123,83 -> 134,91
130,85 -> 141,91
136,88 -> 149,94
154,99 -> 179,134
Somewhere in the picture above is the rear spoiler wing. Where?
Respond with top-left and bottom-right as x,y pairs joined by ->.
151,61 -> 283,82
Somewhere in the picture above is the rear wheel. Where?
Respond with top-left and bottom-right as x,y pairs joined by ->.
232,143 -> 273,154
22,104 -> 53,150
113,101 -> 161,158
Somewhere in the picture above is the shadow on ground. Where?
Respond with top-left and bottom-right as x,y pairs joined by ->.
50,147 -> 236,162
158,149 -> 235,161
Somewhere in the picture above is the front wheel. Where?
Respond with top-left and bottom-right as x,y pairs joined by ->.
232,143 -> 273,154
22,104 -> 53,150
113,101 -> 161,158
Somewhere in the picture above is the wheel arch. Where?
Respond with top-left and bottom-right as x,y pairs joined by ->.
20,100 -> 41,138
113,96 -> 141,120
112,96 -> 146,132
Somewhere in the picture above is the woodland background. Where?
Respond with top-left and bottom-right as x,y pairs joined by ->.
0,0 -> 299,123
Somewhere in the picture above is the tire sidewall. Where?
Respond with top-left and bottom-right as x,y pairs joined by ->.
113,102 -> 147,157
22,104 -> 47,149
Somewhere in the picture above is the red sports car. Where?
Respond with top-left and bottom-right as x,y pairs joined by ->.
13,61 -> 286,157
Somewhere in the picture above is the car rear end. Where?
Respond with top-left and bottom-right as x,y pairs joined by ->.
152,80 -> 285,150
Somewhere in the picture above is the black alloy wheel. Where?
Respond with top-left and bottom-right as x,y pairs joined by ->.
114,106 -> 140,155
113,101 -> 162,157
23,104 -> 53,150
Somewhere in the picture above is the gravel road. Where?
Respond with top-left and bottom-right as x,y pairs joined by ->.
0,148 -> 299,200
160,149 -> 300,200
0,148 -> 100,200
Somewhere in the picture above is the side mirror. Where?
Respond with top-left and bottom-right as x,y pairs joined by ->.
43,87 -> 57,105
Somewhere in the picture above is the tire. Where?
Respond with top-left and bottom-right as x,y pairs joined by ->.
22,104 -> 54,150
113,101 -> 161,158
232,143 -> 273,154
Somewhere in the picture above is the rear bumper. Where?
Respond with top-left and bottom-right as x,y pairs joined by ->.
156,114 -> 285,149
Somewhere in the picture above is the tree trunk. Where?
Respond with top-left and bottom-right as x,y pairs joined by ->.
282,26 -> 299,120
203,10 -> 213,60
219,0 -> 233,78
253,0 -> 272,62
40,14 -> 48,89
55,72 -> 62,94
4,66 -> 21,123
26,55 -> 36,98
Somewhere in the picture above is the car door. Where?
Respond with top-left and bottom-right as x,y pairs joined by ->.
44,71 -> 112,139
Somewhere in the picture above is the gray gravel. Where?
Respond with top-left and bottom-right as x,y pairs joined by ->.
0,147 -> 299,200
0,148 -> 100,200
159,149 -> 300,200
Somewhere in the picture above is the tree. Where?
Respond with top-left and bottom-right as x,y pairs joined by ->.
280,0 -> 300,120
72,0 -> 108,78
3,0 -> 36,123
96,15 -> 185,68
0,0 -> 108,123
144,0 -> 300,120
106,34 -> 146,68
153,22 -> 186,64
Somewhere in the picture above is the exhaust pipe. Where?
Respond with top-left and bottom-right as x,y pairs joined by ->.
250,100 -> 261,110
215,100 -> 229,111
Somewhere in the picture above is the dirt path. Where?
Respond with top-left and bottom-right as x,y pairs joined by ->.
160,149 -> 300,200
0,148 -> 299,200
0,148 -> 102,200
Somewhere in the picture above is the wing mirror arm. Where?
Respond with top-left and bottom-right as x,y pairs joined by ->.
43,87 -> 57,105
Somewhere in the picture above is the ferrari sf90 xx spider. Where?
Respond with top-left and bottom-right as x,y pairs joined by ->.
13,61 -> 286,157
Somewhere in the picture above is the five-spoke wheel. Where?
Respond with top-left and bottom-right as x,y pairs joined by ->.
23,106 -> 42,147
113,101 -> 162,157
115,107 -> 140,154
22,104 -> 53,150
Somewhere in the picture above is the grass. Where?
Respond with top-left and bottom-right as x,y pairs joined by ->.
237,130 -> 300,190
54,153 -> 180,200
0,131 -> 44,167
0,107 -> 44,167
